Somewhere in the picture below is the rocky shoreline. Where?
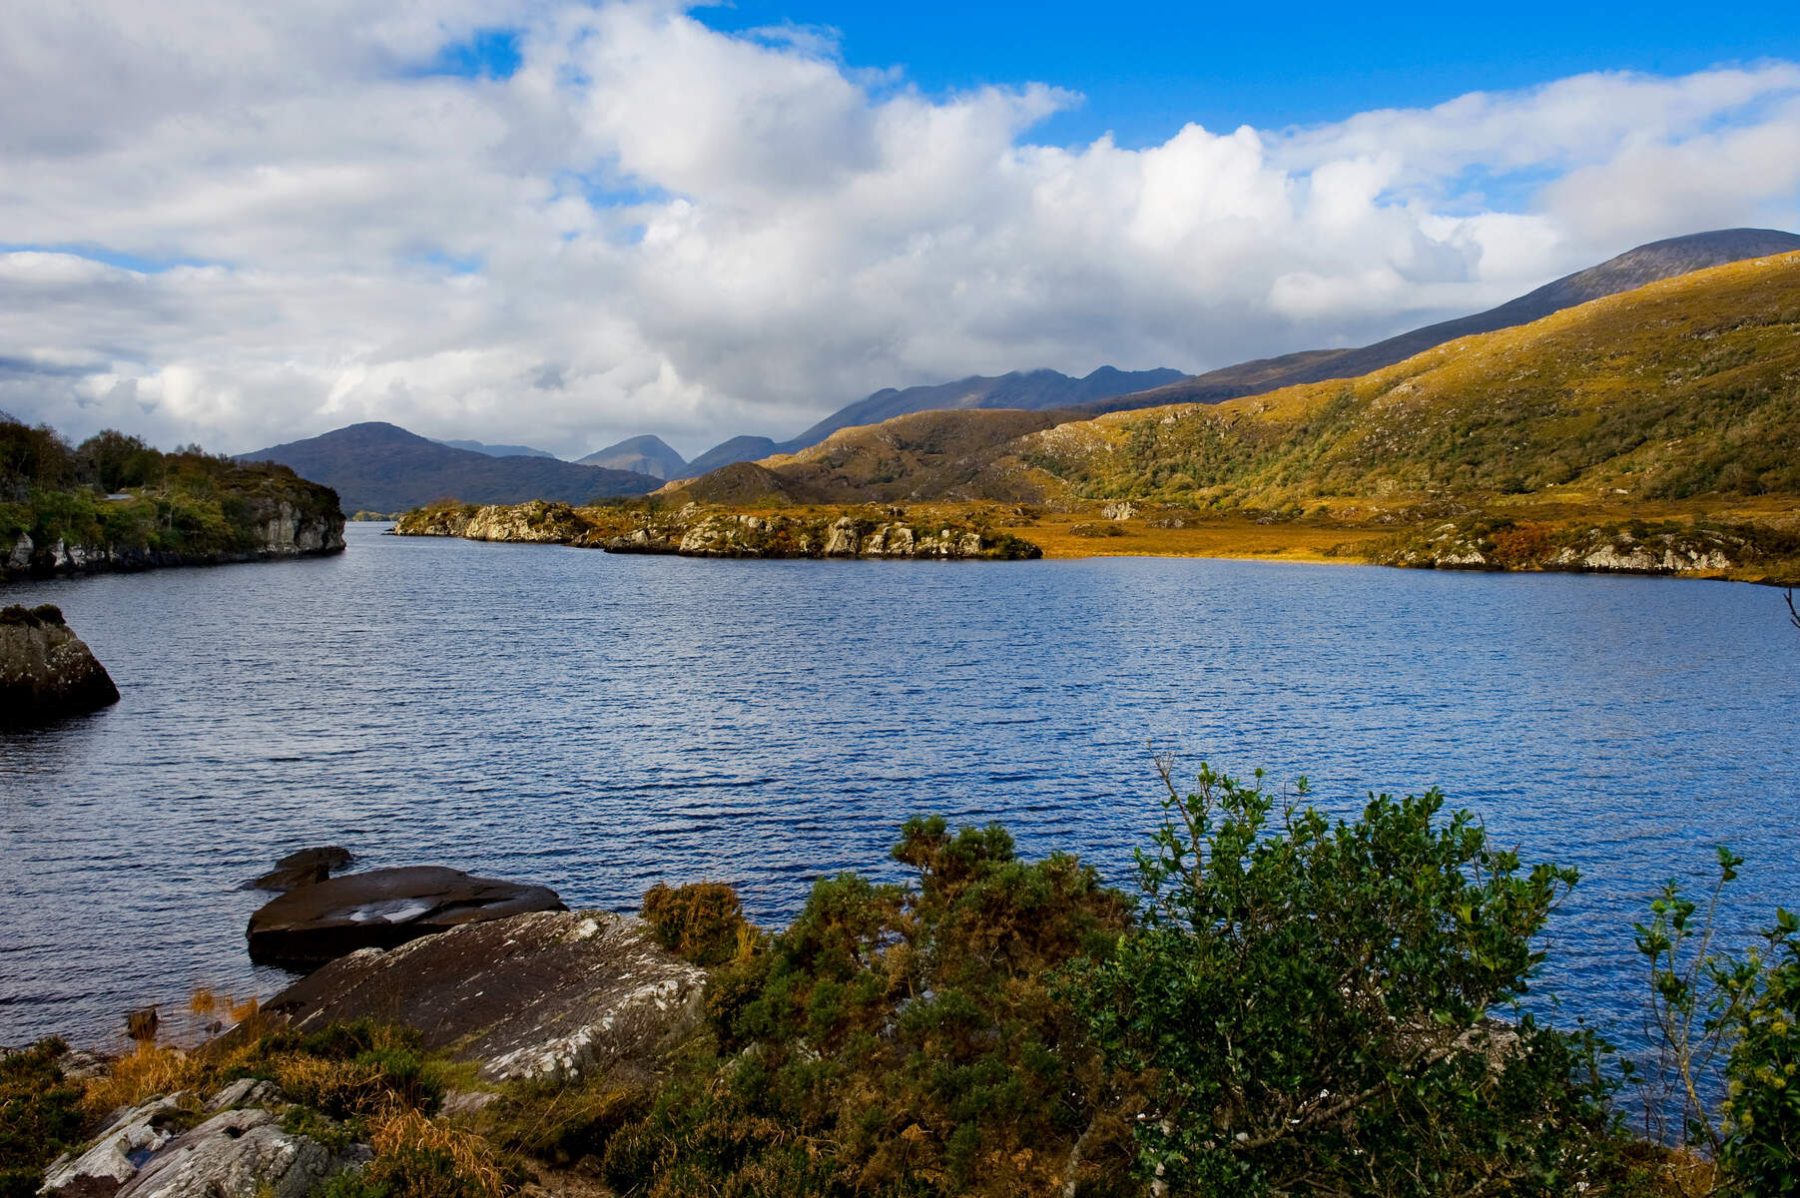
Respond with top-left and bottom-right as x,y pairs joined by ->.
393,499 -> 1043,560
3,495 -> 346,583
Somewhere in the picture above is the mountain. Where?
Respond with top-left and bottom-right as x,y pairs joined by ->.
782,366 -> 1185,450
672,367 -> 1183,477
668,249 -> 1800,511
669,410 -> 1072,505
240,422 -> 659,513
682,435 -> 782,478
577,435 -> 687,480
1082,228 -> 1800,415
437,439 -> 558,459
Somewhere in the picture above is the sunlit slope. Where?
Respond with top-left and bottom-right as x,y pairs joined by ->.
1010,251 -> 1800,506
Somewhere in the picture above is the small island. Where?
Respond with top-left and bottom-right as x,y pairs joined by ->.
2,417 -> 346,582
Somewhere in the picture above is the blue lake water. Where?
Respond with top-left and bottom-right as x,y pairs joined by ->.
3,522 -> 1798,1050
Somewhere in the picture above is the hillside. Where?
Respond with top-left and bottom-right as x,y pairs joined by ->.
436,439 -> 557,459
663,409 -> 1072,505
577,434 -> 687,480
681,435 -> 782,478
673,366 -> 1182,476
241,422 -> 658,513
1010,250 -> 1800,509
664,251 -> 1800,554
1082,227 -> 1800,414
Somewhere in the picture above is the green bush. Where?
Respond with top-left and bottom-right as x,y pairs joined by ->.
1061,763 -> 1621,1196
1636,848 -> 1800,1195
603,817 -> 1132,1197
0,1038 -> 84,1198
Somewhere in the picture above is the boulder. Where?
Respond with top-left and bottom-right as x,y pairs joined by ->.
263,910 -> 706,1084
113,1107 -> 369,1198
39,1094 -> 191,1198
0,605 -> 119,727
245,846 -> 354,893
246,866 -> 565,969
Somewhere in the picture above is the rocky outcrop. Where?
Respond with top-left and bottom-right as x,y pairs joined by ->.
246,866 -> 566,969
245,846 -> 354,893
0,605 -> 119,727
393,499 -> 585,542
604,511 -> 1031,559
2,486 -> 344,583
38,1094 -> 192,1197
394,501 -> 1043,560
113,1107 -> 369,1198
263,910 -> 707,1084
1371,518 -> 1785,578
37,1079 -> 359,1198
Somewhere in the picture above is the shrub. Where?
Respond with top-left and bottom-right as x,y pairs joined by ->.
1635,847 -> 1800,1195
604,818 -> 1132,1197
0,1039 -> 84,1198
1061,762 -> 1621,1196
641,882 -> 753,967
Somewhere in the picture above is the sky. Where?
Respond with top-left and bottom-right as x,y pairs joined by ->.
2,2 -> 1799,461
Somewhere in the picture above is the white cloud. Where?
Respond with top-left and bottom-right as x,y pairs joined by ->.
1,2 -> 1798,459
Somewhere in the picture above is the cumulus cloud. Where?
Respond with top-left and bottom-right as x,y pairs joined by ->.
2,1 -> 1798,458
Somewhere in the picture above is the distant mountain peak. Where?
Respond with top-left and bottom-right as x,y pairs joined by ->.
577,434 -> 687,481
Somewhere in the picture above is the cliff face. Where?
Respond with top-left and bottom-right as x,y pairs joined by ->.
0,604 -> 120,726
394,501 -> 1043,560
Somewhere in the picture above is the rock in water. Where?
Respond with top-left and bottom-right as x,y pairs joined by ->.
245,845 -> 354,892
0,604 -> 119,726
245,865 -> 565,968
263,909 -> 707,1083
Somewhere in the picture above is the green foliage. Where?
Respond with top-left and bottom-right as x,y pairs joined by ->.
602,818 -> 1133,1197
0,412 -> 340,569
641,882 -> 753,967
1062,763 -> 1620,1196
0,1038 -> 84,1198
1635,848 -> 1800,1194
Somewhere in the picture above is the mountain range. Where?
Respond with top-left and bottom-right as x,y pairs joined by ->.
239,228 -> 1799,514
662,246 -> 1800,513
240,423 -> 659,514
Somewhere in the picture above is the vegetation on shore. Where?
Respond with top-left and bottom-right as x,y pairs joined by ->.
7,768 -> 1794,1197
0,414 -> 344,575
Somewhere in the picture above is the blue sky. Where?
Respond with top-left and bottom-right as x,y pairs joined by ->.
699,0 -> 1800,145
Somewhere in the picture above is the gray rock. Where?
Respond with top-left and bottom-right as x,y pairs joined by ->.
263,909 -> 706,1084
0,605 -> 119,727
204,1078 -> 281,1112
114,1108 -> 369,1198
39,1095 -> 191,1198
246,866 -> 565,969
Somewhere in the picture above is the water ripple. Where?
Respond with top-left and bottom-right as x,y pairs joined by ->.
2,525 -> 1798,1052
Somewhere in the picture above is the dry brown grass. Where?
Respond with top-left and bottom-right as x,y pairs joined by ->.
372,1107 -> 513,1197
79,1042 -> 203,1119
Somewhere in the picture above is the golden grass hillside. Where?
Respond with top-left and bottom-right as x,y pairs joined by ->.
1008,251 -> 1800,508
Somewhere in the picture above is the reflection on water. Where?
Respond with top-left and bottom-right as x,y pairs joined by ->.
3,523 -> 1798,1049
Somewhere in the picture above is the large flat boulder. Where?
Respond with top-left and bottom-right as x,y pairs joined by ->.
246,866 -> 565,969
262,910 -> 707,1083
0,604 -> 118,726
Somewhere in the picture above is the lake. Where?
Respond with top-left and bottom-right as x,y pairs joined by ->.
3,523 -> 1797,1050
